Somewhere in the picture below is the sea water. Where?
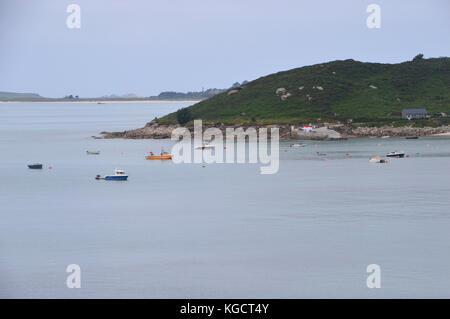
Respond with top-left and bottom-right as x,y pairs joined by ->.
0,102 -> 449,298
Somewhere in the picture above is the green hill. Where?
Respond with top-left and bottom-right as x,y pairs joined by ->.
158,56 -> 450,125
0,91 -> 44,101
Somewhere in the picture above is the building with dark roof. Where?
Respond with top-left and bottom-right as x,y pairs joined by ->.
402,108 -> 427,119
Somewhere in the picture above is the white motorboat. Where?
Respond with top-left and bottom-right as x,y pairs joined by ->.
386,151 -> 405,158
369,156 -> 387,163
195,143 -> 215,150
290,143 -> 306,147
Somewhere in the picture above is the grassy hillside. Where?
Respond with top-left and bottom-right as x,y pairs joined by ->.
158,57 -> 450,125
0,91 -> 43,101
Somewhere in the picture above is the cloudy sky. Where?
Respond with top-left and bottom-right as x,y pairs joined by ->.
0,0 -> 448,97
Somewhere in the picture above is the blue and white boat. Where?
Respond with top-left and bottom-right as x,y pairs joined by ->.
96,169 -> 128,181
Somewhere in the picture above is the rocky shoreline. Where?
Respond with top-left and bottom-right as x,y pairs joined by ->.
99,123 -> 450,140
334,125 -> 450,138
100,123 -> 293,139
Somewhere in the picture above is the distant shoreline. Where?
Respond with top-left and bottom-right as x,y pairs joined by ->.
0,99 -> 202,104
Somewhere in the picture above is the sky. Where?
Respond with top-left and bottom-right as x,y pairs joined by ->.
0,0 -> 449,97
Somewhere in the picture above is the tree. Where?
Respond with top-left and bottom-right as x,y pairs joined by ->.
176,107 -> 192,125
413,53 -> 424,61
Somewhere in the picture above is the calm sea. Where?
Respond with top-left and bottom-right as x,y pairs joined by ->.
0,102 -> 449,298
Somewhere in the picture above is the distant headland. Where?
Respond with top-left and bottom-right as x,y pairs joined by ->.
0,88 -> 226,103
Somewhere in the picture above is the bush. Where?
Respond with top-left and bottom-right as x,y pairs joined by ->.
413,53 -> 424,61
176,107 -> 193,125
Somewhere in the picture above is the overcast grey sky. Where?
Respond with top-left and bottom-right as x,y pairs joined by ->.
0,0 -> 449,97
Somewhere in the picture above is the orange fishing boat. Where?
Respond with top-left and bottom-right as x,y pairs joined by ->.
146,148 -> 173,160
146,154 -> 172,160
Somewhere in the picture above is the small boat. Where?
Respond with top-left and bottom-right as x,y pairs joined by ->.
405,136 -> 419,139
369,156 -> 387,163
95,169 -> 128,181
195,143 -> 215,150
146,148 -> 173,160
386,151 -> 405,158
86,151 -> 100,155
290,143 -> 306,147
381,136 -> 390,139
146,154 -> 173,160
28,163 -> 43,169
316,152 -> 327,156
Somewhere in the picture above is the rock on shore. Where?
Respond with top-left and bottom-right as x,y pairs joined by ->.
290,127 -> 342,140
101,123 -> 179,139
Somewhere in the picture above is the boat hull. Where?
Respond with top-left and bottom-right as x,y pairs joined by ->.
195,146 -> 215,150
386,154 -> 405,158
28,164 -> 43,169
369,158 -> 386,163
104,175 -> 128,181
146,155 -> 173,160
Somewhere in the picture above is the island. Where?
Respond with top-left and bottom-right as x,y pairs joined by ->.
101,55 -> 450,139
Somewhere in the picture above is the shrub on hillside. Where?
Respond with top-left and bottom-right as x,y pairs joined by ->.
176,107 -> 193,125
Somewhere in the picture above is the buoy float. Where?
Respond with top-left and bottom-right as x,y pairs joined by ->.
48,166 -> 52,169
